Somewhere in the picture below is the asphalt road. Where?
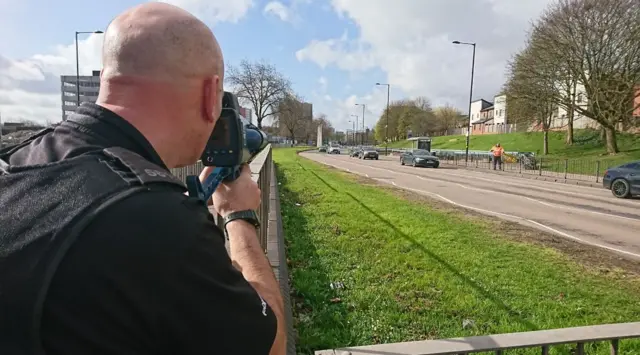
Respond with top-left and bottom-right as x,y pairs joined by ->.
301,151 -> 640,260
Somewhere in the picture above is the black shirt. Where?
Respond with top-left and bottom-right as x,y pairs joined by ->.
9,103 -> 277,355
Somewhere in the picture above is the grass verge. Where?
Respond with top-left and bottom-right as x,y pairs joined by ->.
274,148 -> 640,355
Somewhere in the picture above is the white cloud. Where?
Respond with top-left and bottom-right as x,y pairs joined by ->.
0,0 -> 254,124
264,1 -> 292,22
297,0 -> 555,118
312,84 -> 390,133
159,0 -> 254,25
263,0 -> 312,25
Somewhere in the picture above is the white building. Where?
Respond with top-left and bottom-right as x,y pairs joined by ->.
469,99 -> 493,123
60,70 -> 101,121
551,82 -> 598,129
493,94 -> 507,124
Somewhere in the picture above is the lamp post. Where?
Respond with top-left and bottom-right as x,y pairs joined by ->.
75,30 -> 104,107
348,120 -> 356,145
376,83 -> 390,155
355,103 -> 366,145
350,114 -> 358,146
452,40 -> 476,163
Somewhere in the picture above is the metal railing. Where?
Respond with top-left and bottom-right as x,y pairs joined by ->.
316,322 -> 640,354
438,154 -> 625,183
169,145 -> 273,252
375,147 -> 628,183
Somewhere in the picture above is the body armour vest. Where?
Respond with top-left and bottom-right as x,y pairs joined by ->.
0,137 -> 187,355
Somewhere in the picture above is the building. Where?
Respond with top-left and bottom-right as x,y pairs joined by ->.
633,86 -> 640,118
60,70 -> 101,121
469,99 -> 493,123
493,94 -> 507,124
302,102 -> 313,120
238,107 -> 253,123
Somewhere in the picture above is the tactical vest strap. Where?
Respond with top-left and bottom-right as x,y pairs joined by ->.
103,147 -> 186,189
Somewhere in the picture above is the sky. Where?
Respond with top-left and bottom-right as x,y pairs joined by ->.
0,0 -> 555,132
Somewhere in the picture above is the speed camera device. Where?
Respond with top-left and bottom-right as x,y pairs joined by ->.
186,91 -> 268,202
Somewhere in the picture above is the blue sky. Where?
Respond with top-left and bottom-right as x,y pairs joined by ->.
0,0 -> 552,131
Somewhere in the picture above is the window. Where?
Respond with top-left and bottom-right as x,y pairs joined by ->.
577,93 -> 584,103
623,163 -> 639,169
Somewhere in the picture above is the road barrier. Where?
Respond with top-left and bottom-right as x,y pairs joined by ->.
316,322 -> 640,354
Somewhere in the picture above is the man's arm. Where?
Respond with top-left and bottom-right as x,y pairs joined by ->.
226,221 -> 286,355
206,164 -> 287,355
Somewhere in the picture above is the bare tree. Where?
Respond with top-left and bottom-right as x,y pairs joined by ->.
433,105 -> 464,135
530,0 -> 640,153
226,59 -> 292,129
505,45 -> 558,155
274,93 -> 306,145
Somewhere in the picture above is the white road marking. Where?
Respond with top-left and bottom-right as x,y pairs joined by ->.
372,178 -> 640,260
341,158 -> 637,223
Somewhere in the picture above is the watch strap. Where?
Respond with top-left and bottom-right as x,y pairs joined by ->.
222,210 -> 260,234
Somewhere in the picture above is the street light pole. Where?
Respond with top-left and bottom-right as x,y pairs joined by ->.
75,30 -> 104,108
355,103 -> 366,145
376,83 -> 390,155
453,40 -> 476,163
348,120 -> 356,145
350,114 -> 358,145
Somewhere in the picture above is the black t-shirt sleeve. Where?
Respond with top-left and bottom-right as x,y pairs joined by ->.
41,189 -> 277,355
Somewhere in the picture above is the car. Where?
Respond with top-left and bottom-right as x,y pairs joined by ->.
350,147 -> 362,158
328,146 -> 341,154
603,160 -> 640,198
400,149 -> 439,168
318,146 -> 327,153
360,147 -> 379,160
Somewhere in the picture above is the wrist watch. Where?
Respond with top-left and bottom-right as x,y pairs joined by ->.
222,210 -> 260,236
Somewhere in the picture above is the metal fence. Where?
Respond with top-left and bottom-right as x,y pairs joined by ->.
316,322 -> 640,355
438,153 -> 623,183
169,146 -> 273,252
378,147 -> 627,183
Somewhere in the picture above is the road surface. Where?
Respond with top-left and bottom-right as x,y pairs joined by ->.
301,152 -> 640,260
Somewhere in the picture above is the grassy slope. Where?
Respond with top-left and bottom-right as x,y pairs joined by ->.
274,148 -> 640,355
385,130 -> 639,165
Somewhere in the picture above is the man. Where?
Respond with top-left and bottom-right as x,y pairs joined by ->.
490,143 -> 504,170
0,3 -> 285,355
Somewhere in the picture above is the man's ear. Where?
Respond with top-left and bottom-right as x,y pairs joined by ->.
201,76 -> 218,124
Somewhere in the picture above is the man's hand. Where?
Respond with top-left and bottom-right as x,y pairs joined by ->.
199,165 -> 261,217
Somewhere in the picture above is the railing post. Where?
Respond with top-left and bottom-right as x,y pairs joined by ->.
564,159 -> 568,180
596,160 -> 601,183
610,339 -> 619,355
519,156 -> 522,174
539,157 -> 543,176
576,342 -> 585,355
541,345 -> 549,355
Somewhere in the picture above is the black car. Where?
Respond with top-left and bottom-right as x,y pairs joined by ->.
360,147 -> 379,160
603,161 -> 640,198
400,149 -> 439,168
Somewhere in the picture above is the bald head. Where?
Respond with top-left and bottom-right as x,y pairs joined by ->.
97,3 -> 226,168
101,2 -> 223,82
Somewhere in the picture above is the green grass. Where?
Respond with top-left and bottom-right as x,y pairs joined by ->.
274,148 -> 640,355
385,129 -> 640,167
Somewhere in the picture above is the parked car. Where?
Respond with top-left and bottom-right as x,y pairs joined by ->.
350,147 -> 362,158
603,161 -> 640,198
318,146 -> 327,153
400,149 -> 439,168
328,146 -> 341,154
360,147 -> 379,160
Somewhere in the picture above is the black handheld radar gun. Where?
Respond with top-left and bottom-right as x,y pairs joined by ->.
185,91 -> 268,202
